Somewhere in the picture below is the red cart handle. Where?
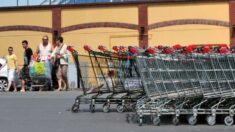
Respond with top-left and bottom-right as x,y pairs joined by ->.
84,45 -> 91,52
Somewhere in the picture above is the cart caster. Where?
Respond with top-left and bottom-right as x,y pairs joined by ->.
131,104 -> 136,112
116,104 -> 125,113
132,114 -> 139,123
139,117 -> 143,126
172,116 -> 180,126
206,115 -> 216,126
103,103 -> 110,113
188,115 -> 197,126
89,104 -> 95,113
152,116 -> 161,126
224,116 -> 234,126
126,114 -> 132,123
71,104 -> 79,113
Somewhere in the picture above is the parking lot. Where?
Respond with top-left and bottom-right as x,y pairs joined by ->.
0,91 -> 234,132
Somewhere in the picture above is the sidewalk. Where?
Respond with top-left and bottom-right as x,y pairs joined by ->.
0,89 -> 83,99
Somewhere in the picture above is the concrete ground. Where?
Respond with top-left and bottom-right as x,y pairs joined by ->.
0,90 -> 234,132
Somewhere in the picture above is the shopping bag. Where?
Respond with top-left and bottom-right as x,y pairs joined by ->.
125,59 -> 131,68
34,62 -> 45,76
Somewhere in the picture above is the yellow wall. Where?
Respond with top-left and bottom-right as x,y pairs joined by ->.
148,2 -> 229,24
63,28 -> 139,55
0,2 -> 231,61
148,25 -> 229,46
62,6 -> 139,54
0,31 -> 52,66
0,10 -> 52,27
148,2 -> 229,46
62,6 -> 138,27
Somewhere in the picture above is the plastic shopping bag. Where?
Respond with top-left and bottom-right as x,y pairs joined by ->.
125,59 -> 131,68
34,62 -> 45,76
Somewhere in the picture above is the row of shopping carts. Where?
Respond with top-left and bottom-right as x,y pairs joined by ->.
71,44 -> 235,126
129,44 -> 235,126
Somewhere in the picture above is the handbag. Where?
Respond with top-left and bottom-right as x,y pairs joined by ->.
53,44 -> 65,73
54,58 -> 60,68
54,44 -> 64,67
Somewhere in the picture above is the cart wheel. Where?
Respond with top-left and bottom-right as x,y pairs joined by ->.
224,116 -> 234,126
131,104 -> 136,112
126,114 -> 131,123
172,116 -> 180,126
139,117 -> 143,126
103,104 -> 110,113
206,115 -> 216,126
116,104 -> 125,113
89,104 -> 95,113
71,104 -> 79,113
188,115 -> 197,126
132,114 -> 139,123
152,116 -> 161,126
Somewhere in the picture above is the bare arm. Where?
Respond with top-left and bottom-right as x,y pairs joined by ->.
59,45 -> 69,59
51,47 -> 56,58
14,56 -> 19,73
51,43 -> 55,51
35,45 -> 39,55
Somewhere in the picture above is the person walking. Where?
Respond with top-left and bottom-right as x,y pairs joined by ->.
6,47 -> 18,92
20,40 -> 33,92
51,36 -> 69,91
35,35 -> 54,90
35,35 -> 53,61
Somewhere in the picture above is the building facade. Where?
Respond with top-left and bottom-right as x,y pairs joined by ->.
0,0 -> 233,64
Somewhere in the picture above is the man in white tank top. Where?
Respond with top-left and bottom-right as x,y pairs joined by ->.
34,35 -> 54,91
35,35 -> 53,61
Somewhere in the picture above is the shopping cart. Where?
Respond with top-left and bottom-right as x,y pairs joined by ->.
71,45 -> 143,113
29,60 -> 52,91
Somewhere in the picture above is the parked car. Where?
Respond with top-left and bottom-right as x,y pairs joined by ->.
0,57 -> 8,91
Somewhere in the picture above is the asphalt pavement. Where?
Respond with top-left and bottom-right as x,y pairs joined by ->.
0,91 -> 234,132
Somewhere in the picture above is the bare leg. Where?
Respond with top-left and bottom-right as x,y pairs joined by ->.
12,82 -> 17,92
7,81 -> 12,92
62,80 -> 67,91
56,66 -> 62,91
20,80 -> 26,92
61,65 -> 68,91
57,79 -> 62,91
